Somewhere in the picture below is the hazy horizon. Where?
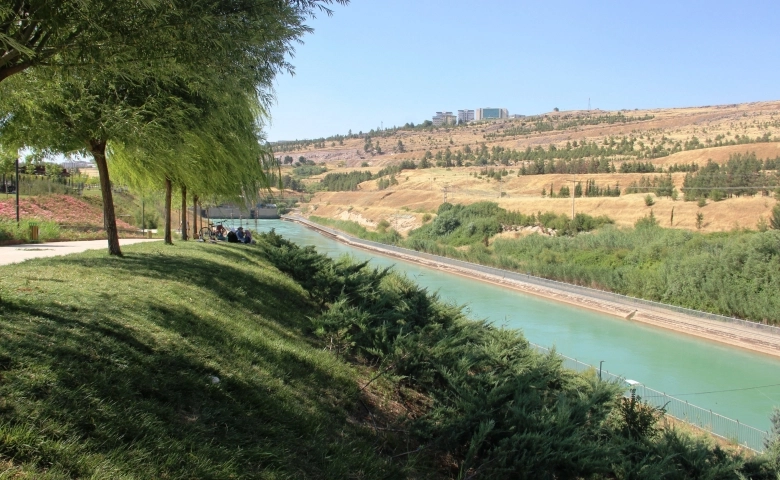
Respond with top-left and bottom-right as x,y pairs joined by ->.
267,0 -> 780,142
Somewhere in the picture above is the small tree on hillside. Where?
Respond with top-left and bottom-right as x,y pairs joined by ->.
770,203 -> 780,230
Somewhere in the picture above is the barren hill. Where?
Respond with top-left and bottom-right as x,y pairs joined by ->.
274,101 -> 780,234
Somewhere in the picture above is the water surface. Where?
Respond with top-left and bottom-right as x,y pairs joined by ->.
226,218 -> 780,431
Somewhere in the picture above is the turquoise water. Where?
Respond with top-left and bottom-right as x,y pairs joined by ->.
227,219 -> 780,431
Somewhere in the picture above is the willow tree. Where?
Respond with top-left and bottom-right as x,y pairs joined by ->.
0,0 -> 346,255
108,80 -> 274,245
0,1 -> 346,82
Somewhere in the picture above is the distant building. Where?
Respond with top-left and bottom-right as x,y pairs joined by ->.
475,108 -> 508,120
509,114 -> 525,119
458,109 -> 475,123
432,111 -> 457,126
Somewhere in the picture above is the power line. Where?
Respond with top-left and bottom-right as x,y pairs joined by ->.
679,186 -> 780,190
645,382 -> 780,398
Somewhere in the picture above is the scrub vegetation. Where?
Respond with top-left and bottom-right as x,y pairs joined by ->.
258,231 -> 780,478
311,201 -> 780,324
1,238 -> 778,477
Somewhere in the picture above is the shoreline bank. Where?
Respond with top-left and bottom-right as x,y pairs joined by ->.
285,215 -> 780,359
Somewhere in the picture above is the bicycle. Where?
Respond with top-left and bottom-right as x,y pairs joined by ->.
199,224 -> 216,242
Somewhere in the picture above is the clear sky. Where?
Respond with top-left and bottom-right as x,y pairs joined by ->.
266,0 -> 779,142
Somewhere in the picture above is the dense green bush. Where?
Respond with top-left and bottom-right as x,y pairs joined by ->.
311,200 -> 780,323
318,171 -> 373,191
0,219 -> 60,243
309,215 -> 401,244
683,153 -> 780,200
292,164 -> 327,177
258,231 -> 777,478
490,226 -> 780,323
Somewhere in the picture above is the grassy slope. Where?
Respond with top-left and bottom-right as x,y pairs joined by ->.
0,242 -> 399,478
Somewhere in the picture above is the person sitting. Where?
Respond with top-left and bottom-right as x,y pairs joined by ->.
215,224 -> 226,241
227,228 -> 239,243
236,227 -> 245,242
242,229 -> 253,244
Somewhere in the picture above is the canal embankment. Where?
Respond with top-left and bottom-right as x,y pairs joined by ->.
284,214 -> 780,359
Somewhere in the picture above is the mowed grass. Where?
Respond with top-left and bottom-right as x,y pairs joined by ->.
0,242 -> 397,479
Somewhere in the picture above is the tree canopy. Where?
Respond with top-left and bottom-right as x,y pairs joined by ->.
0,0 -> 348,254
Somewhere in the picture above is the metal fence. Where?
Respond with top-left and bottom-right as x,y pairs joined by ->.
286,215 -> 775,453
529,343 -> 771,453
286,215 -> 780,337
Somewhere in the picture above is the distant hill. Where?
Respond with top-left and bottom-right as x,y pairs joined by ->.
273,101 -> 780,233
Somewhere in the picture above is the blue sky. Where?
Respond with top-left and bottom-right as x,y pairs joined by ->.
266,0 -> 779,141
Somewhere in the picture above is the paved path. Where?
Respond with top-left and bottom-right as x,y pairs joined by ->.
0,239 -> 160,266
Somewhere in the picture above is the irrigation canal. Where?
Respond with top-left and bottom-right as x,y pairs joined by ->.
224,218 -> 780,433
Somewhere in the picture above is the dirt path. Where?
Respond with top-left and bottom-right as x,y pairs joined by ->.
285,215 -> 780,359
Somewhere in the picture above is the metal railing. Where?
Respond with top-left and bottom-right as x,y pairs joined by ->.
286,215 -> 780,338
285,215 -> 775,453
530,343 -> 771,453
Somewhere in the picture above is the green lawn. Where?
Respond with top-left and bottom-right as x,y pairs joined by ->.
0,242 -> 398,478
1,239 -> 777,478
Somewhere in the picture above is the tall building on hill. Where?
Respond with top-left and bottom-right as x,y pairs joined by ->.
432,111 -> 456,126
458,109 -> 475,123
475,107 -> 508,120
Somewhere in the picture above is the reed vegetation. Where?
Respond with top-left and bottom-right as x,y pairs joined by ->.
312,201 -> 780,324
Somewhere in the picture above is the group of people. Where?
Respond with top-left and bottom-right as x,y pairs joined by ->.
213,224 -> 254,244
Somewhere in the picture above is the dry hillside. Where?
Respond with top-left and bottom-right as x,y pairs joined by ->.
274,101 -> 780,234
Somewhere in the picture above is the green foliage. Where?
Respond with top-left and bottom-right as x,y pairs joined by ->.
771,204 -> 780,230
625,174 -> 676,196
318,171 -> 373,191
258,232 -> 774,478
611,394 -> 664,441
619,160 -> 657,173
313,205 -> 780,324
309,216 -> 401,244
0,240 -> 406,478
644,194 -> 655,206
292,164 -> 327,178
407,202 -> 503,247
0,218 -> 60,243
376,174 -> 398,190
406,202 -> 612,248
683,153 -> 780,200
696,212 -> 704,229
376,219 -> 391,232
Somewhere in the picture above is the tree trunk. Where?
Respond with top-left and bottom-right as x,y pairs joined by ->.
164,177 -> 173,245
0,64 -> 30,83
91,140 -> 122,256
192,194 -> 199,239
180,185 -> 188,241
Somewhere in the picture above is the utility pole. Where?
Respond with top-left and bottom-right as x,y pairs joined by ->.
571,170 -> 576,220
442,184 -> 448,203
15,156 -> 20,225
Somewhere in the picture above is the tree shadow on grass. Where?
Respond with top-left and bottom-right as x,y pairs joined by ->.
0,247 -> 398,478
